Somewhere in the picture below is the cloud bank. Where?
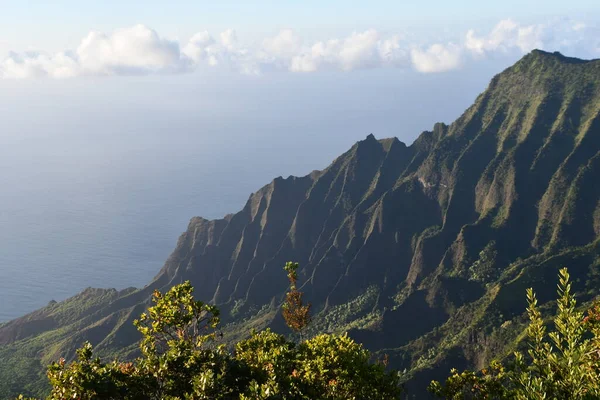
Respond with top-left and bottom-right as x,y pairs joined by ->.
0,19 -> 598,79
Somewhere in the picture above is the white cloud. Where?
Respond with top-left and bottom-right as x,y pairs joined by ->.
1,51 -> 80,79
289,29 -> 410,72
378,35 -> 409,67
464,18 -> 598,58
219,29 -> 238,51
411,43 -> 462,73
337,30 -> 381,70
182,31 -> 217,65
0,18 -> 598,79
183,28 -> 260,74
76,25 -> 186,75
261,29 -> 303,61
1,24 -> 188,78
465,19 -> 544,55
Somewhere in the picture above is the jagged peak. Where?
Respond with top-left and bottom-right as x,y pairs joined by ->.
490,49 -> 600,88
485,50 -> 599,90
309,169 -> 322,180
354,133 -> 380,150
407,123 -> 449,153
525,49 -> 595,64
224,213 -> 234,221
187,216 -> 209,228
379,137 -> 404,152
351,133 -> 386,164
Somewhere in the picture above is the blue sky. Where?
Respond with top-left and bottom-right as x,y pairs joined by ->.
1,0 -> 599,53
2,0 -> 599,29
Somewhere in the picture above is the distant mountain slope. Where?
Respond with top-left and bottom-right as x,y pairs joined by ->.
1,50 -> 599,398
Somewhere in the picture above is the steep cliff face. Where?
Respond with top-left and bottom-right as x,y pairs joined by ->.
153,50 -> 600,329
1,50 -> 600,398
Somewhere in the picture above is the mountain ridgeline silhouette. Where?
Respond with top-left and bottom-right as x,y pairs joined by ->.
1,50 -> 600,397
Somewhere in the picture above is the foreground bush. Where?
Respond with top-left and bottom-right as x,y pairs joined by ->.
236,330 -> 401,399
429,268 -> 600,399
34,279 -> 401,400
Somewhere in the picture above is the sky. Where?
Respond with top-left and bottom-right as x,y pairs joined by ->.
0,1 -> 598,79
1,1 -> 600,40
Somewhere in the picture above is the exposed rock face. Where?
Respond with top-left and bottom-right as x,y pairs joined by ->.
1,50 -> 600,398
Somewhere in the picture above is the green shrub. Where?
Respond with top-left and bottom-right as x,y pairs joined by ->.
429,268 -> 600,399
32,268 -> 402,400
